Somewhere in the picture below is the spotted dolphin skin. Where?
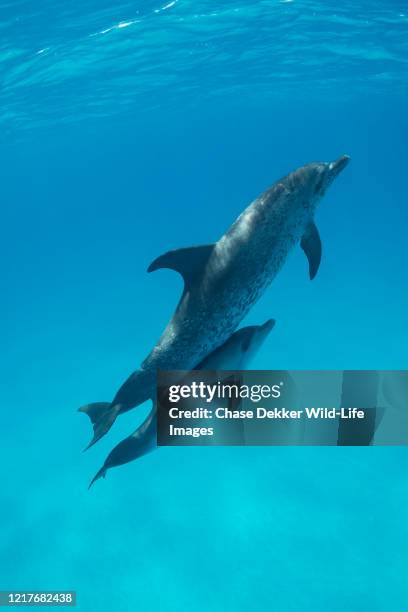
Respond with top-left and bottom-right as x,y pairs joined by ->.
88,319 -> 275,487
80,155 -> 350,449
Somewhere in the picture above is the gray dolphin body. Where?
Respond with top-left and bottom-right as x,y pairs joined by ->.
88,319 -> 275,487
80,155 -> 349,448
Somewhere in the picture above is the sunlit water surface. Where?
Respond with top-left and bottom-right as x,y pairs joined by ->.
1,1 -> 407,610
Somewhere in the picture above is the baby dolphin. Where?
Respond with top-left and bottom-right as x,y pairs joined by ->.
80,155 -> 350,449
88,319 -> 275,487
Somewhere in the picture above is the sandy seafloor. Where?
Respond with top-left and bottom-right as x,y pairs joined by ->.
1,1 -> 408,610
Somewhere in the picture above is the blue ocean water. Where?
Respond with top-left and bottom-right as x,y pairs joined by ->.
1,1 -> 408,610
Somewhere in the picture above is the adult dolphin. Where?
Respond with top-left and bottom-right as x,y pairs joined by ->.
80,155 -> 350,448
88,319 -> 276,487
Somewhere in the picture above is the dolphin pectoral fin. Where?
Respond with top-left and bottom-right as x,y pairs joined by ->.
301,222 -> 322,280
147,244 -> 215,286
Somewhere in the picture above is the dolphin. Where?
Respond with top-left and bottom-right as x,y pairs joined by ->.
88,319 -> 276,487
80,155 -> 350,449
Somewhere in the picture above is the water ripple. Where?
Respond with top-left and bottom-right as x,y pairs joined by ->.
1,0 -> 407,131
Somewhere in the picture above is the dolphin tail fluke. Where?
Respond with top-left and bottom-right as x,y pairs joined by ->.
78,402 -> 121,451
78,402 -> 111,425
88,465 -> 107,489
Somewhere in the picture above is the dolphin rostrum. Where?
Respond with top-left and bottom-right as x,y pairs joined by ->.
88,319 -> 275,487
80,155 -> 350,448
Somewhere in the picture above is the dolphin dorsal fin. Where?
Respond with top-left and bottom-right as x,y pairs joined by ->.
301,221 -> 322,280
147,244 -> 215,286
